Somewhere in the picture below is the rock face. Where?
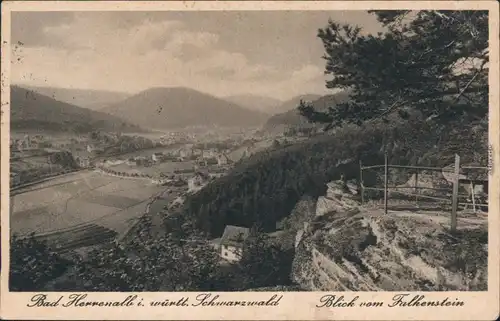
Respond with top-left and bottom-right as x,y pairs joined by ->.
315,181 -> 360,217
291,180 -> 488,291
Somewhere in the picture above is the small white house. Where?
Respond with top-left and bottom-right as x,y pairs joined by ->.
202,149 -> 217,159
179,148 -> 193,159
87,144 -> 104,154
152,152 -> 164,163
219,225 -> 250,262
187,171 -> 210,192
192,148 -> 203,157
77,157 -> 90,168
216,154 -> 231,166
168,196 -> 185,209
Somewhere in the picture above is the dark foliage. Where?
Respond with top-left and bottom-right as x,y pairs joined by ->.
48,151 -> 78,169
268,92 -> 350,132
299,10 -> 488,128
237,232 -> 295,289
10,212 -> 295,291
10,234 -> 71,291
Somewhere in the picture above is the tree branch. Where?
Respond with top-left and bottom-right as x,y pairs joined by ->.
455,60 -> 487,102
370,97 -> 407,122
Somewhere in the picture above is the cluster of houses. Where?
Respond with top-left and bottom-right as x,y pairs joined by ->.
67,144 -> 106,168
86,144 -> 105,154
71,147 -> 98,168
126,156 -> 151,166
124,148 -> 233,168
160,132 -> 194,145
10,135 -> 46,151
174,147 -> 232,166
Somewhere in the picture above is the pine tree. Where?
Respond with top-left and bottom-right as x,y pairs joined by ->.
299,10 -> 488,128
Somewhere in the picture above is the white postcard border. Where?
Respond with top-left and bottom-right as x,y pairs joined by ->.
1,1 -> 499,320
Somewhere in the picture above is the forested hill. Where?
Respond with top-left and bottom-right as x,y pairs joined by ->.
10,86 -> 144,133
263,91 -> 350,131
22,85 -> 131,110
182,123 -> 385,237
272,94 -> 322,115
102,87 -> 269,129
223,94 -> 282,114
183,115 -> 487,238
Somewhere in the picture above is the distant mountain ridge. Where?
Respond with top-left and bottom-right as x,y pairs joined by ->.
272,94 -> 323,114
20,85 -> 131,110
263,92 -> 351,132
10,86 -> 144,133
223,94 -> 282,114
102,87 -> 269,129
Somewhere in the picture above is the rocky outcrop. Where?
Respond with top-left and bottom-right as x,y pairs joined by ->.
291,180 -> 488,291
294,223 -> 308,248
315,180 -> 360,217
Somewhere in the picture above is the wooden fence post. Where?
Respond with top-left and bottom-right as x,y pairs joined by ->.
451,154 -> 460,233
359,160 -> 364,204
414,170 -> 419,205
384,153 -> 388,215
470,181 -> 476,213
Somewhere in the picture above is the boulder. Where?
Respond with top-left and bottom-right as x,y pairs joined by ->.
315,180 -> 360,217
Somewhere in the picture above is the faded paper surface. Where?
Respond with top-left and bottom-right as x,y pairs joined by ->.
1,1 -> 499,320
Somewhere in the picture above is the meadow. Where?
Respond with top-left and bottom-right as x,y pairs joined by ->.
106,160 -> 196,177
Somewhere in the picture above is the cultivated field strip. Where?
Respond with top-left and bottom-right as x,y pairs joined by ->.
78,193 -> 141,209
35,223 -> 118,253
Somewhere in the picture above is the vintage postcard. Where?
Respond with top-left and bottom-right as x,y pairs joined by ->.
1,1 -> 499,320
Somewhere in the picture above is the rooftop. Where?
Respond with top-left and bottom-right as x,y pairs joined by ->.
220,225 -> 250,247
72,150 -> 92,159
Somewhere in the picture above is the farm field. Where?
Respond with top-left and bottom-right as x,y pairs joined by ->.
10,170 -> 164,237
106,160 -> 196,176
100,146 -> 181,160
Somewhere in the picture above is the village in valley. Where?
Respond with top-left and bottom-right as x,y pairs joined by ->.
9,125 -> 287,265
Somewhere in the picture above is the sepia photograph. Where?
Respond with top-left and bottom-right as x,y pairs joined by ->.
1,1 -> 499,320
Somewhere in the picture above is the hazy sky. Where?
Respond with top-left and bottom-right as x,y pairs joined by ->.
11,11 -> 385,100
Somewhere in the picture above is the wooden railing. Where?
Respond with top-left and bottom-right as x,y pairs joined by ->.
360,154 -> 488,233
